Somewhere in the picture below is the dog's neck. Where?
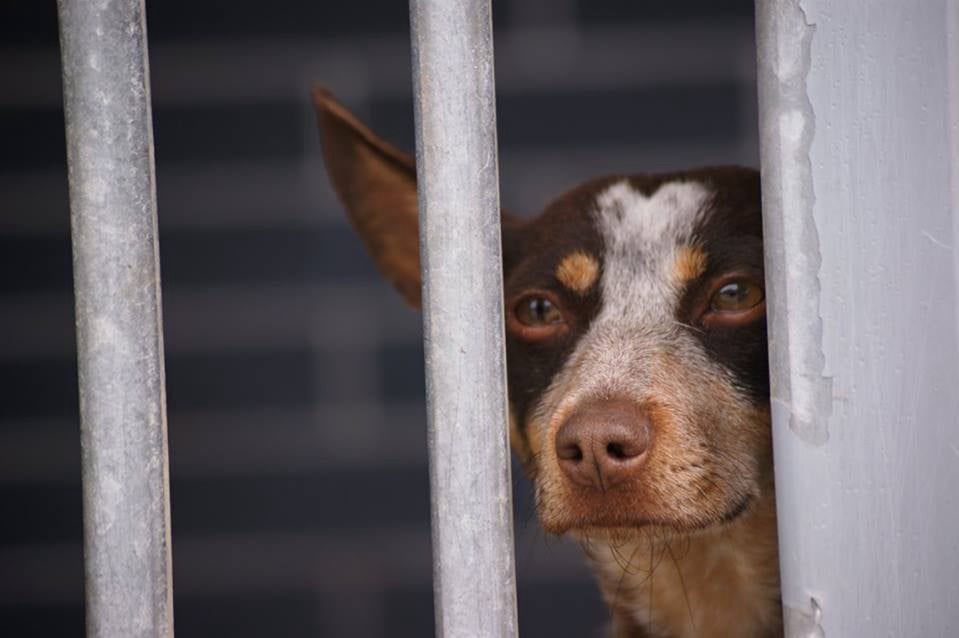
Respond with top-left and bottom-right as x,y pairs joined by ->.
578,487 -> 781,638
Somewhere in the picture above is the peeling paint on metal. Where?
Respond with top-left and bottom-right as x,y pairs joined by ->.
756,0 -> 831,446
758,0 -> 959,635
784,598 -> 825,638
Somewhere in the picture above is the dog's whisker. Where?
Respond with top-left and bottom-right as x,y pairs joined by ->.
672,319 -> 705,335
666,537 -> 697,634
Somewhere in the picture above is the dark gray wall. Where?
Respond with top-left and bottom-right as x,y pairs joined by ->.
0,1 -> 757,635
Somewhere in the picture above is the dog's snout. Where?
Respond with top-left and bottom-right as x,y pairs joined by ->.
555,399 -> 651,490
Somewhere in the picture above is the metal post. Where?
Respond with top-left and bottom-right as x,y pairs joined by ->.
57,1 -> 174,637
756,1 -> 959,636
408,1 -> 519,636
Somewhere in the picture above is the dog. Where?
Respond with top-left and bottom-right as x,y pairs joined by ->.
311,88 -> 781,638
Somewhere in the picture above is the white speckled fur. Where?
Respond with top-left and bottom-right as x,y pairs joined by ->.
526,179 -> 777,638
595,179 -> 710,323
532,180 -> 726,417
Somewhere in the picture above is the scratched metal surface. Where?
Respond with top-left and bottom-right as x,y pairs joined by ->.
57,0 -> 174,636
757,1 -> 959,635
410,1 -> 519,635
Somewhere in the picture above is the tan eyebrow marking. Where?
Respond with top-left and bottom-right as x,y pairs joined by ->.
555,251 -> 600,295
673,245 -> 708,283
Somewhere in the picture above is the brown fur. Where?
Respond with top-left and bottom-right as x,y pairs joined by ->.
312,88 -> 781,638
312,88 -> 422,307
582,485 -> 780,638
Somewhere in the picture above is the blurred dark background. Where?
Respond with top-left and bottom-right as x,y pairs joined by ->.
0,1 -> 758,635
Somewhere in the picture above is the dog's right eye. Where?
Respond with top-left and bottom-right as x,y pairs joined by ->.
507,292 -> 569,341
518,297 -> 562,325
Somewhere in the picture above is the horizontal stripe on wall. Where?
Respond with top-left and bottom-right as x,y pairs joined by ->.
0,1 -> 752,48
0,466 -> 543,552
0,579 -> 607,638
0,467 -> 431,545
0,226 -> 380,294
372,83 -> 744,154
0,83 -> 742,172
0,341 -> 427,420
0,102 -> 307,172
577,0 -> 754,24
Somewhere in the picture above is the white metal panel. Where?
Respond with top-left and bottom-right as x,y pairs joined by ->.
756,1 -> 959,635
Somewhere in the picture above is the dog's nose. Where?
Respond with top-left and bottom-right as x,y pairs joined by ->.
555,398 -> 651,490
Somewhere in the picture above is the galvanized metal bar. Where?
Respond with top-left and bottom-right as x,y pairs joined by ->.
57,1 -> 174,636
408,1 -> 519,635
756,1 -> 959,636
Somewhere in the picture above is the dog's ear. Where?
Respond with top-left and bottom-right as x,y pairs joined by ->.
312,87 -> 422,307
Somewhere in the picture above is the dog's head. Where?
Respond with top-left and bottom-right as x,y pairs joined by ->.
313,89 -> 771,538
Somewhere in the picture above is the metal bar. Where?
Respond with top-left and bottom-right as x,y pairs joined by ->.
57,1 -> 174,636
755,1 -> 959,636
408,1 -> 519,636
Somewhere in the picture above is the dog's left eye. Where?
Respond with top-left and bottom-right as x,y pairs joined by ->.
507,292 -> 569,341
701,277 -> 765,327
517,297 -> 563,325
710,280 -> 764,312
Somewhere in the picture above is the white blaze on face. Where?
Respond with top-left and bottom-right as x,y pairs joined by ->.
530,179 -> 765,531
544,179 -> 715,405
594,179 -> 710,325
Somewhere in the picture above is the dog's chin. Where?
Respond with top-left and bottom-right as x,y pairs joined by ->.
540,494 -> 754,538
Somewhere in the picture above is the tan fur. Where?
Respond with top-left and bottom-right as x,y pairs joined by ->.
531,342 -> 770,535
582,487 -> 781,638
556,251 -> 600,295
673,246 -> 708,283
523,336 -> 779,636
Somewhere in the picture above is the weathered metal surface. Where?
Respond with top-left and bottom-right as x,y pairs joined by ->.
409,0 -> 519,635
756,1 -> 959,635
57,0 -> 174,635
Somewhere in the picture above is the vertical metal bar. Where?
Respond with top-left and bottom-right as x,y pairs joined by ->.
408,1 -> 519,636
756,1 -> 959,636
57,1 -> 174,637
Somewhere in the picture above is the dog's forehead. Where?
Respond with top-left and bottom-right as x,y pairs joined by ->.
518,167 -> 761,259
594,178 -> 709,252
